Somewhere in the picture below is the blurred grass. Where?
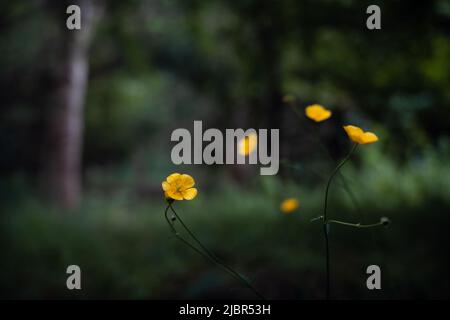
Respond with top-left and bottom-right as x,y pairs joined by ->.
1,144 -> 450,299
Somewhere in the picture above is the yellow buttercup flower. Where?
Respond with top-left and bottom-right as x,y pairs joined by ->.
343,125 -> 378,145
162,173 -> 198,201
238,133 -> 258,156
280,198 -> 299,214
305,104 -> 332,122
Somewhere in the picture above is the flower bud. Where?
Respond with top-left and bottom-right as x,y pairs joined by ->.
380,217 -> 390,227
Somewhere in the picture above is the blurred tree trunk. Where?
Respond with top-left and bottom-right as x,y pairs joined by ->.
45,0 -> 101,209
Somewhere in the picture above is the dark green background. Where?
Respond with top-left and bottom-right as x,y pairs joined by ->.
1,0 -> 449,299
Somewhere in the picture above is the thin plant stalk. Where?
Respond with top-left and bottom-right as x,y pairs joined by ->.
311,216 -> 387,229
165,203 -> 265,300
327,219 -> 385,228
298,109 -> 382,260
291,103 -> 364,221
322,143 -> 358,299
289,100 -> 385,298
164,206 -> 242,278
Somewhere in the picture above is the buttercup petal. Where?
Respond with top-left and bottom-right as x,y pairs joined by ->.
167,189 -> 184,201
320,109 -> 332,121
162,181 -> 172,191
305,104 -> 332,122
182,188 -> 198,200
344,125 -> 378,145
180,174 -> 195,189
343,125 -> 364,143
360,132 -> 378,144
343,125 -> 363,137
238,133 -> 258,156
280,198 -> 299,213
166,173 -> 181,183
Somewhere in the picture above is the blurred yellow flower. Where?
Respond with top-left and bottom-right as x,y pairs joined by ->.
305,104 -> 332,122
162,173 -> 198,201
238,133 -> 258,156
343,125 -> 378,145
280,198 -> 299,214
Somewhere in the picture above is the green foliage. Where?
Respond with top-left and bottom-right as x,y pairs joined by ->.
2,147 -> 450,299
1,0 -> 450,300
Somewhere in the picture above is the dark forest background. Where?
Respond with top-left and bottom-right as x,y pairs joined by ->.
1,0 -> 450,299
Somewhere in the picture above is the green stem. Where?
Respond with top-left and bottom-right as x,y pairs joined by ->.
165,206 -> 245,286
323,223 -> 330,300
310,216 -> 385,229
169,203 -> 222,264
322,143 -> 358,300
290,104 -> 364,222
165,203 -> 265,300
327,219 -> 384,228
165,205 -> 223,264
323,143 -> 358,222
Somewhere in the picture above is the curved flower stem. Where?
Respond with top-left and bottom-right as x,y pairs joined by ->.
165,206 -> 240,281
165,203 -> 266,300
290,104 -> 365,222
322,143 -> 358,300
164,206 -> 234,272
169,203 -> 222,263
327,219 -> 384,228
164,205 -> 177,233
166,207 -> 219,263
165,206 -> 228,268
